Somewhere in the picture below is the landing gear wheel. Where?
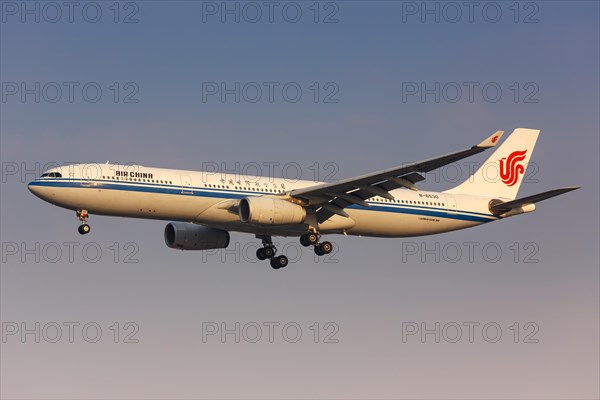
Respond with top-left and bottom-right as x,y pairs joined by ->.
263,247 -> 275,259
257,235 -> 289,268
270,255 -> 288,269
320,241 -> 333,254
300,234 -> 310,247
76,210 -> 90,235
314,245 -> 325,256
256,248 -> 267,260
306,233 -> 319,245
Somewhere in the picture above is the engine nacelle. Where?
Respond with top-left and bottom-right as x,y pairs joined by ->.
164,222 -> 230,250
239,196 -> 306,225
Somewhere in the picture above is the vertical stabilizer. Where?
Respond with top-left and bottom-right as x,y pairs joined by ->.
445,128 -> 540,200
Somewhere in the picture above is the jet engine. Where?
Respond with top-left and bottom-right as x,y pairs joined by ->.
164,222 -> 230,250
239,196 -> 306,225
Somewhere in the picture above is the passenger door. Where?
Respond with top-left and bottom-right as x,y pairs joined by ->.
179,175 -> 193,195
445,195 -> 457,215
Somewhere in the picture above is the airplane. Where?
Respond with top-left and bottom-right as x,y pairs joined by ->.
28,128 -> 579,269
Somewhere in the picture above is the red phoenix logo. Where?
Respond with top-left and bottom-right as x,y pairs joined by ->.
491,135 -> 499,143
499,150 -> 527,186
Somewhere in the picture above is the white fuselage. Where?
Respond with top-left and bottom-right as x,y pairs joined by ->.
28,163 -> 498,237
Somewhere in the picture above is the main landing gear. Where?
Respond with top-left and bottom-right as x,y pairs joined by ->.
300,232 -> 333,257
76,210 -> 91,235
256,235 -> 288,270
253,230 -> 334,270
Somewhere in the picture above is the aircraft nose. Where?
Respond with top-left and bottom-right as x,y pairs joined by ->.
28,182 -> 42,197
28,181 -> 58,204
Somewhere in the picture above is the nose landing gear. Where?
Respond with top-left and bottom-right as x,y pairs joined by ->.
76,210 -> 91,235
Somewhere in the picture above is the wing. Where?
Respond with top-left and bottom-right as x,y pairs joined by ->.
290,130 -> 504,222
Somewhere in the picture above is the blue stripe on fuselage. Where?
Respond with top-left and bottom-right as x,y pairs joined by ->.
28,179 -> 497,223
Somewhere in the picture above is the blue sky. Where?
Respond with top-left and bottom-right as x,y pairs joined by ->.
1,1 -> 599,398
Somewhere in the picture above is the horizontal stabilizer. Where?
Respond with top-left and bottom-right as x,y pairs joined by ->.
490,186 -> 580,213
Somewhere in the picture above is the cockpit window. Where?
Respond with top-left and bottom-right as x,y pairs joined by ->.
40,172 -> 62,178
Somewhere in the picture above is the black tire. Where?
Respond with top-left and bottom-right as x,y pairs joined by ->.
320,241 -> 333,254
299,234 -> 310,247
314,245 -> 325,256
263,247 -> 275,259
256,247 -> 267,260
270,255 -> 288,269
307,233 -> 319,245
276,255 -> 288,268
78,224 -> 90,235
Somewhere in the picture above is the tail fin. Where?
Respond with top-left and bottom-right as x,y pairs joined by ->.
445,128 -> 540,200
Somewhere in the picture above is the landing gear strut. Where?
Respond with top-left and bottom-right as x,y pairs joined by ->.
256,235 -> 288,269
300,232 -> 333,256
76,210 -> 91,235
